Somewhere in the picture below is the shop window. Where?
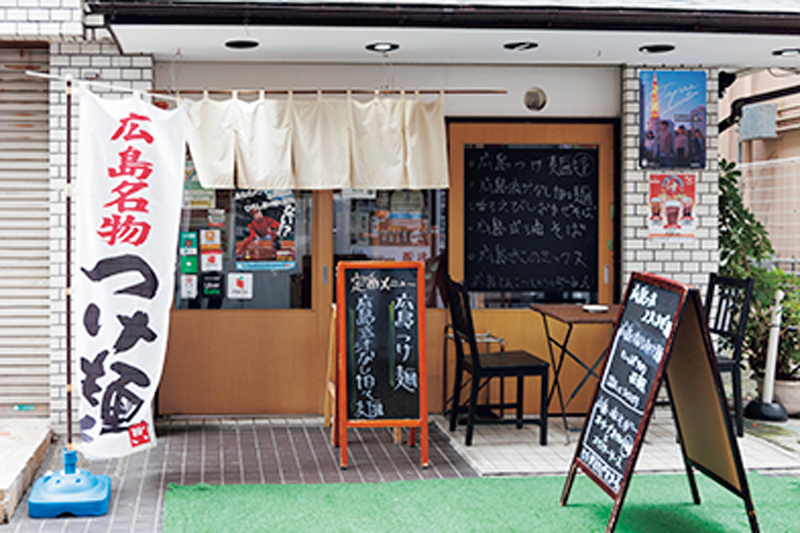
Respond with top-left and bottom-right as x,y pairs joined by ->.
333,189 -> 447,307
174,161 -> 312,309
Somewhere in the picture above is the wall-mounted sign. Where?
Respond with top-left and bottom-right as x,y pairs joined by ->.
648,173 -> 696,242
463,144 -> 599,295
639,70 -> 707,170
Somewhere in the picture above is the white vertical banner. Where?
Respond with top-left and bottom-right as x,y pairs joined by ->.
76,86 -> 186,459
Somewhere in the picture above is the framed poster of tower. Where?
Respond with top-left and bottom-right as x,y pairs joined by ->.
639,70 -> 707,170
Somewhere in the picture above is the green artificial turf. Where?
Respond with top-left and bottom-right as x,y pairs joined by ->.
163,472 -> 797,532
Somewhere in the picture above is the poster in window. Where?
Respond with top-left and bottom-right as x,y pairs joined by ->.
180,274 -> 198,299
182,159 -> 216,209
179,231 -> 197,256
235,190 -> 297,271
648,173 -> 696,242
639,70 -> 706,170
227,272 -> 253,299
180,255 -> 198,274
199,228 -> 221,251
201,250 -> 223,271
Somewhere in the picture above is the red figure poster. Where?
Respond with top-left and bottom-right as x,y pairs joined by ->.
648,173 -> 696,242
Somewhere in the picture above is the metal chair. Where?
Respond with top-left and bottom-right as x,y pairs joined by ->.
444,275 -> 549,446
704,273 -> 754,437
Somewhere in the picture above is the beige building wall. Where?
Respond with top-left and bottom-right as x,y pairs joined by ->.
719,70 -> 800,269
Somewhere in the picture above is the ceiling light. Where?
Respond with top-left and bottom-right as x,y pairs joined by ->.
773,48 -> 800,57
225,38 -> 259,50
639,44 -> 676,54
504,41 -> 538,52
365,42 -> 399,54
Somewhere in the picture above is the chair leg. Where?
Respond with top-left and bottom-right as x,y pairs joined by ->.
465,373 -> 481,446
540,371 -> 548,446
516,376 -> 524,429
732,366 -> 743,437
449,357 -> 463,432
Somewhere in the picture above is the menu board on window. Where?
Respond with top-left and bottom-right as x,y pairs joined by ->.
463,144 -> 599,295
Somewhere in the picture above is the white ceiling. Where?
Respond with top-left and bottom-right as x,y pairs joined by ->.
112,24 -> 800,69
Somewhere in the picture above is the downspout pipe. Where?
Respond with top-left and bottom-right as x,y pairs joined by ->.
720,83 -> 800,133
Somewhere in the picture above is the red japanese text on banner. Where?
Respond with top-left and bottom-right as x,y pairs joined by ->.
76,86 -> 186,459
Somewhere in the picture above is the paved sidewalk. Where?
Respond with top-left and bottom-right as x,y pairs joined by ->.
3,411 -> 800,531
3,417 -> 474,532
437,410 -> 800,477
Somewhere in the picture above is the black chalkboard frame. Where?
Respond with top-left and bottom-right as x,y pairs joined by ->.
560,272 -> 760,533
462,143 -> 600,298
573,272 -> 688,499
335,260 -> 429,469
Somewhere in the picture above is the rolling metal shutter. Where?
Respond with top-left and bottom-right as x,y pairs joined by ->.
0,45 -> 50,416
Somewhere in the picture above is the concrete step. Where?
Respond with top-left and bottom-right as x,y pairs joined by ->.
0,418 -> 51,522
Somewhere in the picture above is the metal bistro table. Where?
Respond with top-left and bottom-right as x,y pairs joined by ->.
530,303 -> 620,442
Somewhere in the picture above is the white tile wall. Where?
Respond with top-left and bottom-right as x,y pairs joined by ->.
620,66 -> 719,293
0,0 -> 81,37
49,41 -> 154,432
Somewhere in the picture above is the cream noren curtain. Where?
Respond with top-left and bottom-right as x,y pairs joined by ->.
186,92 -> 449,190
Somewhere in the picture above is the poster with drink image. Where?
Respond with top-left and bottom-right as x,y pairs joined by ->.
648,173 -> 696,242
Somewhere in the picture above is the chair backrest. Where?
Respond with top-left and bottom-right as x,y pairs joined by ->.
704,273 -> 754,362
444,276 -> 483,369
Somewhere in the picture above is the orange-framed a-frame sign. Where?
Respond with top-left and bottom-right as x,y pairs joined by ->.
335,260 -> 429,469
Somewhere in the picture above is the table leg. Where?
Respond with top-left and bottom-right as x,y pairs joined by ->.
542,315 -> 573,439
565,347 -> 607,409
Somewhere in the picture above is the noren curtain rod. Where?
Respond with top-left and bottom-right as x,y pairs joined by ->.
162,88 -> 507,96
26,71 -> 507,98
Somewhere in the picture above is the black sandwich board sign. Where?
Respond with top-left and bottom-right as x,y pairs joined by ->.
562,272 -> 759,532
335,261 -> 429,469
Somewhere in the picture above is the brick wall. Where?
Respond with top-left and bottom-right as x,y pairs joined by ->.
49,41 -> 153,433
0,0 -> 82,37
619,67 -> 719,294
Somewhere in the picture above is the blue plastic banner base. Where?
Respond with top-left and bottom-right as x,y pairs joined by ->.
28,448 -> 111,518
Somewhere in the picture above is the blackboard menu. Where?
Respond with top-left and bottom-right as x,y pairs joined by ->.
464,144 -> 599,293
343,266 -> 420,420
578,277 -> 682,495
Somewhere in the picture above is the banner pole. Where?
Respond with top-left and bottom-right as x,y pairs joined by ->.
28,76 -> 111,518
65,76 -> 73,448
